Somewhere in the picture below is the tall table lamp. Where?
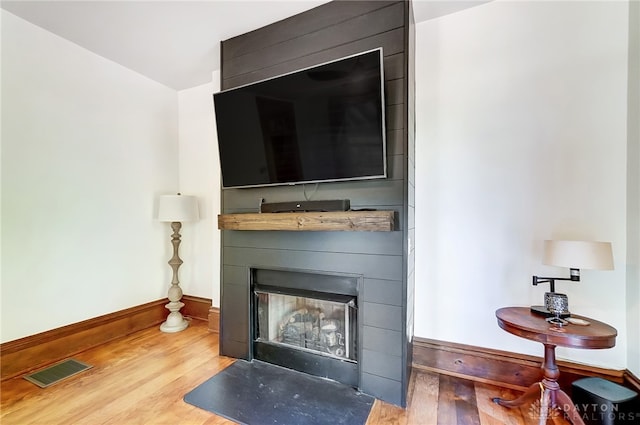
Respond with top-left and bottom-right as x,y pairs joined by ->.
157,193 -> 199,333
531,240 -> 613,324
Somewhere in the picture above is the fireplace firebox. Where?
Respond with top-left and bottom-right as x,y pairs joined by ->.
255,291 -> 357,360
251,268 -> 361,387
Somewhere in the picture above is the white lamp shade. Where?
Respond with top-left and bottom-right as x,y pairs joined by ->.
542,240 -> 613,270
157,194 -> 199,222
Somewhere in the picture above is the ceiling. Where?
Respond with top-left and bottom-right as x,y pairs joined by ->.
1,1 -> 489,90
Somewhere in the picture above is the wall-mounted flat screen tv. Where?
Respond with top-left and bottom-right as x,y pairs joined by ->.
214,48 -> 386,189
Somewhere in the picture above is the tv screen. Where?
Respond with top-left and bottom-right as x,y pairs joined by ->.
214,48 -> 386,189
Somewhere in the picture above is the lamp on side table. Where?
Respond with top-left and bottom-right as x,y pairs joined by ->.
531,240 -> 613,319
157,193 -> 199,333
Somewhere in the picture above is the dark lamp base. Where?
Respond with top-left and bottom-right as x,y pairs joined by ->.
530,305 -> 570,318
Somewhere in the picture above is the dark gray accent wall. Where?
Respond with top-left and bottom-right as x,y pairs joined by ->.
218,0 -> 415,406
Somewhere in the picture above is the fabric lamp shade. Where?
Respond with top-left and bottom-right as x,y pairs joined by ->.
157,194 -> 199,222
542,240 -> 614,270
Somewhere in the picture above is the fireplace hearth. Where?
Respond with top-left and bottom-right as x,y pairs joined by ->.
251,268 -> 361,387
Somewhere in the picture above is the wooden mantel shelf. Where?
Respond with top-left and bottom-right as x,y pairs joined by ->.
218,210 -> 395,232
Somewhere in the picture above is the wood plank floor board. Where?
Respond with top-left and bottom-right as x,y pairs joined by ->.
1,320 -> 572,425
365,399 -> 409,425
475,383 -> 526,425
437,374 -> 460,425
451,377 -> 482,425
404,370 -> 439,424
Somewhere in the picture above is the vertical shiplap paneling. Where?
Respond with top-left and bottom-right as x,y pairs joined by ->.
404,0 -> 417,403
218,0 -> 412,406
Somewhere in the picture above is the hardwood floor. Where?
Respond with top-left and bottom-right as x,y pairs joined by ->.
1,320 -> 570,425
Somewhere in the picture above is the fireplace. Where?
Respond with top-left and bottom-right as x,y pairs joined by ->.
250,267 -> 361,387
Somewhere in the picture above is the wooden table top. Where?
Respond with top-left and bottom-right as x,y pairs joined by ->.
496,307 -> 617,349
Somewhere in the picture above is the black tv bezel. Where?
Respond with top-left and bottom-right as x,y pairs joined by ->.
214,47 -> 387,190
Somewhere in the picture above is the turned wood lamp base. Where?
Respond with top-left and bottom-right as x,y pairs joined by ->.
157,194 -> 199,334
160,310 -> 188,333
160,221 -> 189,333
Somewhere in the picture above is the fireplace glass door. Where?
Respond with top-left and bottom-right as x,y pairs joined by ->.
255,290 -> 357,362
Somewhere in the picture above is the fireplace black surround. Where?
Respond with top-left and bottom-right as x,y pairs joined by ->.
251,268 -> 360,387
218,0 -> 415,407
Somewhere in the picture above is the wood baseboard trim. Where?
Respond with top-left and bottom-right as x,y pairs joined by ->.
412,336 -> 628,392
208,307 -> 220,333
181,295 -> 212,322
0,296 -> 215,381
624,370 -> 640,393
179,294 -> 218,332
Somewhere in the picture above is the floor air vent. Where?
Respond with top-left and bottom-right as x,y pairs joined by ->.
24,359 -> 92,388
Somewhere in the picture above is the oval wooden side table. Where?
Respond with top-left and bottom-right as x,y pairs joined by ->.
493,307 -> 617,425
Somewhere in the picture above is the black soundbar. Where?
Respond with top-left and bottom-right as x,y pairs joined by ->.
260,199 -> 350,213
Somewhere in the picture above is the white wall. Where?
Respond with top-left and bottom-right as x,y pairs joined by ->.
176,74 -> 221,304
414,0 -> 629,369
0,11 -> 179,342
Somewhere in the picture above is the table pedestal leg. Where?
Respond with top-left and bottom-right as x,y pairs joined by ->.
492,382 -> 542,408
557,389 -> 585,425
492,344 -> 585,425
